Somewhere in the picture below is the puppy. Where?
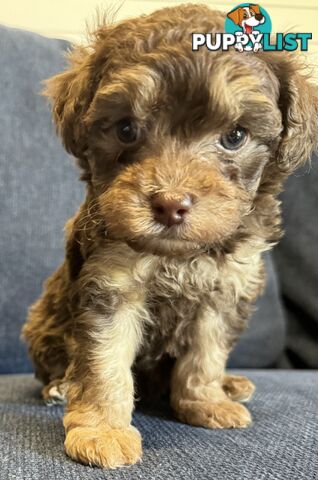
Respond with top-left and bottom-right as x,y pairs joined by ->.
227,4 -> 265,35
227,4 -> 265,52
22,4 -> 318,469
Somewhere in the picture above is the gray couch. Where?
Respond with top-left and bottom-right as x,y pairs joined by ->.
0,25 -> 317,480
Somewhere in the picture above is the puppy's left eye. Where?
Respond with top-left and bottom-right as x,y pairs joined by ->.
116,118 -> 139,144
220,126 -> 248,151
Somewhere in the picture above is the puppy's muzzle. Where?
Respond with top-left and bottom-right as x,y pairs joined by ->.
255,13 -> 263,21
151,193 -> 192,227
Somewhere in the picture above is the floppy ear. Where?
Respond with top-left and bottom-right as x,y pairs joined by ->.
43,47 -> 96,164
250,5 -> 261,15
227,7 -> 243,26
272,54 -> 318,174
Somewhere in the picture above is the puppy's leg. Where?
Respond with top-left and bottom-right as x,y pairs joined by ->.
63,303 -> 145,469
170,307 -> 252,429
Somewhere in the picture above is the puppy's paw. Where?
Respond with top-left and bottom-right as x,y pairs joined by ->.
222,375 -> 255,403
253,42 -> 262,52
235,43 -> 244,52
173,398 -> 252,429
42,380 -> 66,406
64,426 -> 142,469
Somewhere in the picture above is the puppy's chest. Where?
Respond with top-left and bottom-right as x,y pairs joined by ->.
140,256 -> 219,358
138,252 -> 262,361
148,255 -> 218,304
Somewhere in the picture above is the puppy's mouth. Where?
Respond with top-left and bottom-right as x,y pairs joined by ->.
127,235 -> 204,257
123,220 -> 199,254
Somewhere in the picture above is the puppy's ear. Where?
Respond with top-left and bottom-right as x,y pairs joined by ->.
227,7 -> 243,26
44,47 -> 95,162
250,5 -> 261,15
271,54 -> 318,174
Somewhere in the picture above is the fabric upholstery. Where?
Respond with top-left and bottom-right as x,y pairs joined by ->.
0,26 -> 84,373
0,371 -> 317,480
228,253 -> 285,368
0,24 -> 285,373
274,158 -> 318,368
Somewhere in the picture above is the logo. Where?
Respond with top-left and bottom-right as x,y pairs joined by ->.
192,3 -> 312,53
225,3 -> 271,52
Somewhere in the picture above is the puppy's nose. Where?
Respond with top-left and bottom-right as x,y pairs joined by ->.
151,194 -> 192,227
255,13 -> 263,20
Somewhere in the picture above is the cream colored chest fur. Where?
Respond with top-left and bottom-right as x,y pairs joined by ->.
85,241 -> 264,362
137,248 -> 263,362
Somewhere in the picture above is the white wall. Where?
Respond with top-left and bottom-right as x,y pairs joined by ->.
1,1 -> 317,70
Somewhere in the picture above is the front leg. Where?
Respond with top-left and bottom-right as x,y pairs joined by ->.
170,307 -> 253,429
64,302 -> 145,468
61,244 -> 156,468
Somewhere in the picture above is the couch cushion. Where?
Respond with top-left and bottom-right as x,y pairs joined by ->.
0,26 -> 84,373
0,371 -> 317,479
274,157 -> 318,368
0,24 -> 285,373
228,253 -> 286,368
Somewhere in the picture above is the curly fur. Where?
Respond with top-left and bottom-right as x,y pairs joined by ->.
22,4 -> 318,469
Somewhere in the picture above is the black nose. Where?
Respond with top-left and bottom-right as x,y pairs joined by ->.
151,194 -> 192,227
255,13 -> 263,21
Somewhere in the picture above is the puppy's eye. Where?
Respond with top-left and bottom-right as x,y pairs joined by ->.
116,118 -> 139,144
220,126 -> 247,151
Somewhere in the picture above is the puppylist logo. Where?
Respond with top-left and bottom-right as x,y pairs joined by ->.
192,3 -> 312,53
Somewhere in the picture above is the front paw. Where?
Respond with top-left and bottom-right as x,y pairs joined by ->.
42,380 -> 66,406
64,426 -> 142,468
235,43 -> 244,52
173,398 -> 252,429
223,374 -> 255,402
253,42 -> 262,52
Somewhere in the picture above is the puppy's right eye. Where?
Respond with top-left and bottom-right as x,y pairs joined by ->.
220,126 -> 248,151
116,118 -> 139,144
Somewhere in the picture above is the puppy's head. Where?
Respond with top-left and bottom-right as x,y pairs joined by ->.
45,5 -> 318,256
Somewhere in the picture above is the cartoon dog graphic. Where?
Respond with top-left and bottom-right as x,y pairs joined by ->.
227,4 -> 265,52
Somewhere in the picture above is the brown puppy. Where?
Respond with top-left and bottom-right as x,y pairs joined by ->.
22,4 -> 318,469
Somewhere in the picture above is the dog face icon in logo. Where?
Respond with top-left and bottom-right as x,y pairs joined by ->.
227,4 -> 267,52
